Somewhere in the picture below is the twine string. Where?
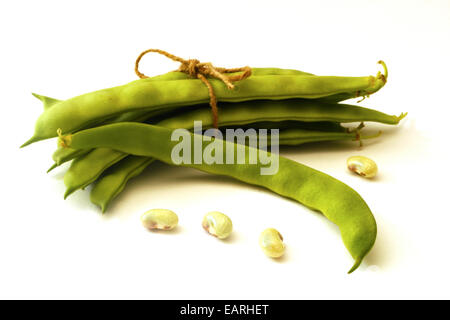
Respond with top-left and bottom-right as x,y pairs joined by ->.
135,49 -> 252,128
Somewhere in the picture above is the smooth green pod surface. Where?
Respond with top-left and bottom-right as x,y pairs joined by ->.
23,63 -> 387,146
157,100 -> 404,129
90,156 -> 155,212
63,148 -> 127,199
52,147 -> 90,166
63,122 -> 377,273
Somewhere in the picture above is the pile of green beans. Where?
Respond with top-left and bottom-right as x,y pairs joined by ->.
62,99 -> 402,199
23,62 -> 406,273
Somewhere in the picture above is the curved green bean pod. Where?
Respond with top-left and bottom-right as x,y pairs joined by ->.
63,148 -> 127,198
49,107 -> 172,170
90,125 -> 373,212
52,147 -> 90,167
23,62 -> 387,146
90,156 -> 155,212
157,99 -> 405,129
135,68 -> 357,103
62,122 -> 377,273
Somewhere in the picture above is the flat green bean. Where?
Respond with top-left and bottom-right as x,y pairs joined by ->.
22,62 -> 387,146
90,125 -> 372,212
62,122 -> 377,273
63,148 -> 127,198
90,156 -> 155,212
49,107 -> 173,170
52,147 -> 90,167
226,120 -> 347,132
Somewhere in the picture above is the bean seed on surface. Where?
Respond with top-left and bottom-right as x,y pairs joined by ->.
347,156 -> 378,178
259,228 -> 286,258
202,211 -> 233,239
141,209 -> 178,231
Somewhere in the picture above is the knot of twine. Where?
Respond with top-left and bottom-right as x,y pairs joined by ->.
135,49 -> 252,128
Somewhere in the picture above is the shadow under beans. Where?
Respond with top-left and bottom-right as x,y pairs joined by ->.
280,125 -> 402,157
217,230 -> 240,244
269,249 -> 289,264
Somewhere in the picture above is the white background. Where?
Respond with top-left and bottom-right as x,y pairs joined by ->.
1,0 -> 450,299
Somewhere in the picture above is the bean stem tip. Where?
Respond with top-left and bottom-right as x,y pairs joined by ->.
348,258 -> 363,274
57,128 -> 72,148
377,60 -> 388,82
397,112 -> 408,122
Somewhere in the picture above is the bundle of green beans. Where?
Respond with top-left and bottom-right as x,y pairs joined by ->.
23,63 -> 406,273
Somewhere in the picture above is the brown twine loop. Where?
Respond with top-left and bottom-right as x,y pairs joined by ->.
135,49 -> 252,128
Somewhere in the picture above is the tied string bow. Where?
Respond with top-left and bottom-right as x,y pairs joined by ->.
135,49 -> 252,128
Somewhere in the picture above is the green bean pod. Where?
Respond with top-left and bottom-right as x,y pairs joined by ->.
31,93 -> 61,110
90,125 -> 374,212
143,67 -> 314,82
134,68 -> 359,103
157,99 -> 405,129
52,147 -> 89,167
49,107 -> 171,170
63,148 -> 127,198
62,122 -> 377,273
90,156 -> 155,212
23,62 -> 387,146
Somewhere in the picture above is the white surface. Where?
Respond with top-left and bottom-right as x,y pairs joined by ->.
1,0 -> 450,299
